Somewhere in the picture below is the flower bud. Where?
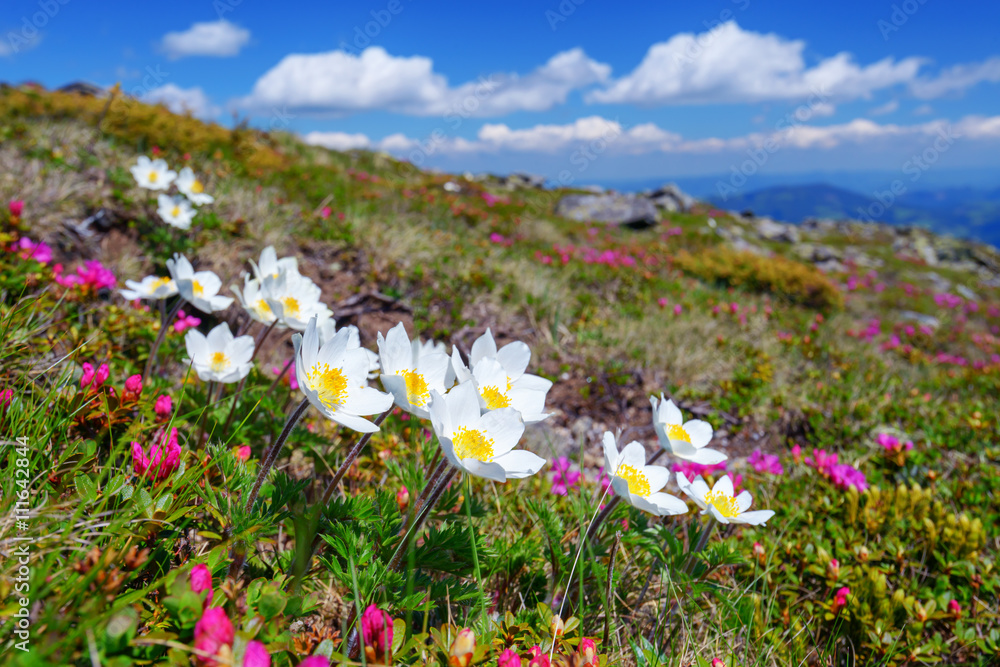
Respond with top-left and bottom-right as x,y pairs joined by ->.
235,445 -> 251,462
578,638 -> 597,666
80,362 -> 95,388
498,648 -> 522,667
712,660 -> 725,667
123,374 -> 143,401
449,628 -> 475,667
827,558 -> 840,579
154,394 -> 173,419
915,602 -> 928,622
243,640 -> 270,667
857,545 -> 869,563
752,541 -> 766,566
551,615 -> 565,638
0,387 -> 12,411
9,200 -> 24,217
190,563 -> 214,607
831,587 -> 850,615
397,485 -> 410,513
948,599 -> 961,619
528,646 -> 550,667
361,604 -> 393,664
94,363 -> 110,388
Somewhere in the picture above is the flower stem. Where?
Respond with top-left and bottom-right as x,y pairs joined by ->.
387,466 -> 457,572
196,381 -> 215,446
318,409 -> 392,507
143,298 -> 183,379
220,321 -> 281,441
585,448 -> 665,544
244,397 -> 310,514
401,457 -> 447,533
465,474 -> 487,618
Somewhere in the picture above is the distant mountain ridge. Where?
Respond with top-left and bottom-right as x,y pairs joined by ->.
704,183 -> 1000,247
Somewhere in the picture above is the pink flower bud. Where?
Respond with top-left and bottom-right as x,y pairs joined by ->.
297,658 -> 330,667
193,607 -> 234,666
948,599 -> 962,618
132,428 -> 181,481
0,388 -> 12,410
449,628 -> 475,667
80,362 -> 95,388
498,649 -> 522,667
9,200 -> 24,217
154,394 -> 173,419
396,486 -> 410,512
235,445 -> 251,461
190,563 -> 214,607
712,660 -> 725,667
93,363 -> 110,388
828,558 -> 840,579
123,374 -> 143,401
361,604 -> 393,663
578,638 -> 597,666
243,640 -> 270,667
527,646 -> 549,667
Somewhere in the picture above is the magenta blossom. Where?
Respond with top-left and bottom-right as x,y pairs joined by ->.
93,363 -> 110,388
154,394 -> 173,419
876,433 -> 913,453
0,387 -> 11,411
360,604 -> 393,663
173,310 -> 201,333
243,641 -> 270,667
298,658 -> 331,667
54,260 -> 117,292
747,449 -> 784,476
80,362 -> 95,388
123,374 -> 143,401
320,206 -> 332,219
132,428 -> 181,481
498,649 -> 522,667
550,456 -> 582,496
271,359 -> 299,390
190,564 -> 214,606
831,586 -> 850,614
16,237 -> 52,264
9,200 -> 24,217
193,607 -> 234,666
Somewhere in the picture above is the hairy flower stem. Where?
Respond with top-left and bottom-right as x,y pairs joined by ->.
603,531 -> 622,647
401,457 -> 448,533
465,474 -> 487,618
143,298 -> 184,379
585,449 -> 665,543
317,409 -> 391,508
220,321 -> 281,440
244,398 -> 310,514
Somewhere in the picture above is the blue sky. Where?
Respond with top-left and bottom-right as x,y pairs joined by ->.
5,0 -> 1000,189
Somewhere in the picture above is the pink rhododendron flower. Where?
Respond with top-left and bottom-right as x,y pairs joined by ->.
498,648 -> 522,667
243,641 -> 270,667
0,387 -> 11,410
831,586 -> 850,614
550,456 -> 581,496
673,304 -> 683,315
361,604 -> 393,664
578,638 -> 597,666
298,658 -> 330,667
93,363 -> 110,388
712,660 -> 725,667
173,310 -> 201,333
80,362 -> 95,388
320,206 -> 332,219
9,200 -> 24,217
528,646 -> 550,667
235,445 -> 251,461
271,360 -> 299,390
55,260 -> 117,292
747,449 -> 784,475
123,374 -> 143,401
948,599 -> 961,618
193,607 -> 234,666
132,428 -> 181,481
155,394 -> 173,419
16,237 -> 51,264
190,563 -> 214,606
791,444 -> 803,463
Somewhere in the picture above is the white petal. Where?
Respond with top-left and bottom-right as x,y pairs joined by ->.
329,411 -> 381,433
463,459 -> 507,482
492,450 -> 546,479
619,441 -> 647,471
643,491 -> 690,516
602,431 -> 619,472
643,465 -> 670,494
449,380 -> 482,427
661,398 -> 683,425
469,328 -> 497,366
735,490 -> 754,513
478,407 -> 524,456
712,474 -> 735,498
684,419 -> 714,448
343,386 -> 393,416
496,341 -> 530,380
683,447 -> 728,465
732,510 -> 775,526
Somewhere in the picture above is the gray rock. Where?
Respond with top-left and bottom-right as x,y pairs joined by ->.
899,311 -> 940,329
646,183 -> 695,212
754,217 -> 800,243
956,285 -> 979,301
794,242 -> 842,263
58,81 -> 104,96
499,172 -> 546,190
555,193 -> 660,228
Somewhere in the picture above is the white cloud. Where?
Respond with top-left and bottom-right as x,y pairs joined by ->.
161,20 -> 250,60
303,131 -> 371,151
913,104 -> 934,116
348,114 -> 1000,160
869,100 -> 899,116
587,21 -> 923,106
143,84 -> 221,120
238,46 -> 610,117
910,56 -> 1000,98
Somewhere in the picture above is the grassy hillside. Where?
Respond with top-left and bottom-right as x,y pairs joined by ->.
0,87 -> 998,666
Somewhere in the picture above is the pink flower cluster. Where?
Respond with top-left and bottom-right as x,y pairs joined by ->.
847,318 -> 881,342
845,270 -> 883,292
489,232 -> 514,247
673,460 -> 743,491
549,456 -> 582,496
481,192 -> 507,207
193,606 -> 270,666
934,292 -> 964,309
80,362 -> 110,389
15,237 -> 52,264
747,449 -> 784,475
876,433 -> 914,454
54,260 -> 117,292
271,359 -> 299,390
132,428 -> 181,481
360,604 -> 393,664
538,243 -> 653,269
174,310 -> 202,333
804,448 -> 867,491
831,586 -> 850,614
9,200 -> 24,217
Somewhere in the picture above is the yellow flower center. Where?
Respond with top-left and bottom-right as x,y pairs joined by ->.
665,423 -> 690,442
210,351 -> 229,372
617,464 -> 650,497
171,206 -> 180,217
281,296 -> 301,318
307,363 -> 348,410
152,276 -> 172,291
480,385 -> 511,409
397,369 -> 429,407
705,490 -> 740,518
148,170 -> 158,183
452,426 -> 495,461
192,281 -> 205,297
255,299 -> 272,316
191,180 -> 204,194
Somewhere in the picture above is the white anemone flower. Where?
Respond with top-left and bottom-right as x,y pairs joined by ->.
602,432 -> 688,516
319,318 -> 379,375
130,156 -> 176,190
428,381 -> 545,482
377,322 -> 450,418
156,194 -> 196,230
293,316 -> 393,433
231,274 -> 279,326
175,167 -> 214,205
263,271 -> 332,331
120,275 -> 177,301
453,328 -> 553,393
651,394 -> 727,465
252,246 -> 299,281
676,473 -> 775,525
166,254 -> 234,313
185,323 -> 254,384
471,357 -> 550,424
